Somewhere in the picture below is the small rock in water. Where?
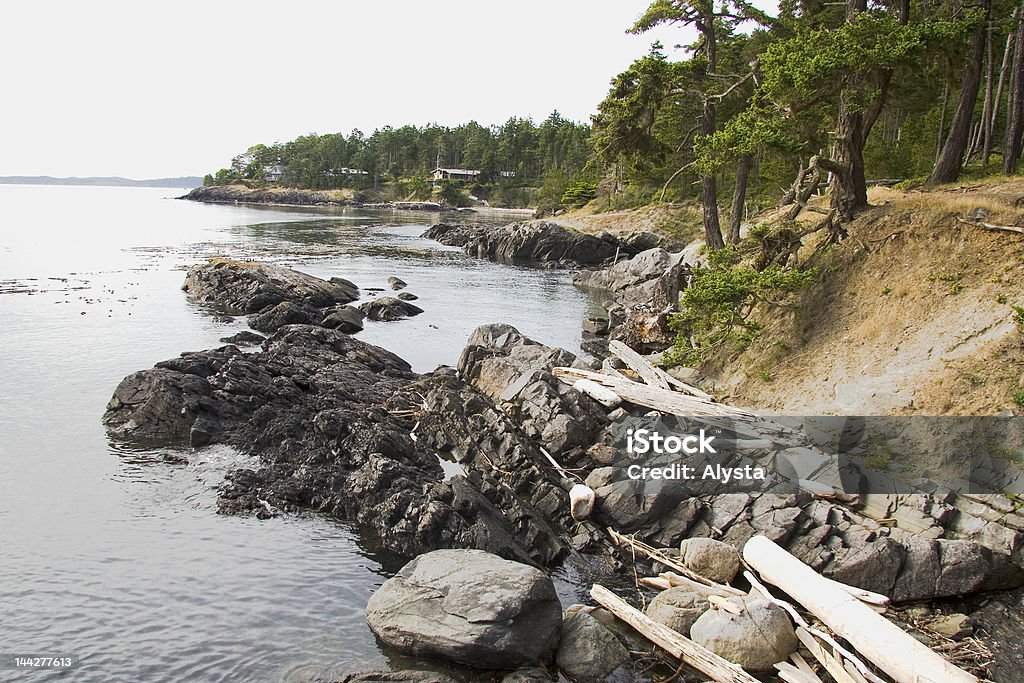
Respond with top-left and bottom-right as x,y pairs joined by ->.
220,330 -> 266,346
690,597 -> 798,671
321,305 -> 365,334
333,671 -> 460,683
359,296 -> 423,321
396,292 -> 418,301
388,276 -> 408,290
213,314 -> 235,324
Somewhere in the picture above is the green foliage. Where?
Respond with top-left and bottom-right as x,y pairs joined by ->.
1013,389 -> 1024,409
668,247 -> 816,364
1013,305 -> 1024,330
405,174 -> 431,200
561,180 -> 598,208
436,181 -> 471,207
929,271 -> 963,294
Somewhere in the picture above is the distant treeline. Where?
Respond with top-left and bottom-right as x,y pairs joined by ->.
206,114 -> 593,209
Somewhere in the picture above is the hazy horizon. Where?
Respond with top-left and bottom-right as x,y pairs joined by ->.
2,1 -> 701,179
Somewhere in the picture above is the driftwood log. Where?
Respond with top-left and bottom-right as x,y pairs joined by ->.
743,535 -> 978,683
590,584 -> 760,683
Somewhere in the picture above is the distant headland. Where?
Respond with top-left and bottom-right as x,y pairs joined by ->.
0,175 -> 203,189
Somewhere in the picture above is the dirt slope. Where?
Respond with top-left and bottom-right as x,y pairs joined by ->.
716,180 -> 1024,416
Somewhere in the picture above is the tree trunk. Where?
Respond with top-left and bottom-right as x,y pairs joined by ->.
829,96 -> 868,221
929,0 -> 991,184
986,12 -> 1016,165
828,0 -> 870,221
727,154 -> 752,244
1005,5 -> 1024,173
980,18 -> 995,164
699,6 -> 725,250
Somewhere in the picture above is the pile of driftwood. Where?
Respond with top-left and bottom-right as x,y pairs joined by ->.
595,531 -> 981,683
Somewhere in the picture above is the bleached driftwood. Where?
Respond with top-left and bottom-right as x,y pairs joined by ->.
794,628 -> 861,683
609,529 -> 746,596
608,339 -> 715,400
573,378 -> 622,409
743,570 -> 884,683
659,572 -> 744,598
790,653 -> 825,682
640,576 -> 672,590
775,660 -> 825,683
743,536 -> 978,683
608,340 -> 673,391
956,216 -> 1024,234
591,584 -> 760,683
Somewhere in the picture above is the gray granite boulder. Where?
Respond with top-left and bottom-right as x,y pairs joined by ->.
690,598 -> 798,671
365,549 -> 562,669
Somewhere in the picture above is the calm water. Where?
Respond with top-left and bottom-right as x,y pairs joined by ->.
0,185 -> 598,682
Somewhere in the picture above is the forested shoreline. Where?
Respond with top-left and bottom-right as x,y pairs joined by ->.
203,0 -> 1024,235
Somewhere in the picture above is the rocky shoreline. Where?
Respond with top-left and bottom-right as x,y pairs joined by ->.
181,185 -> 471,213
103,225 -> 1024,682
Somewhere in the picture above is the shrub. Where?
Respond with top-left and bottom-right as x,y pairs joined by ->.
667,249 -> 816,365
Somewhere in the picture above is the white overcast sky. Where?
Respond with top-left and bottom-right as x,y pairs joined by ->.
0,1 -> 702,179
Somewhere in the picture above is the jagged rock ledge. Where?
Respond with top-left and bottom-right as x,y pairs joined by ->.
423,221 -> 663,268
181,185 -> 466,212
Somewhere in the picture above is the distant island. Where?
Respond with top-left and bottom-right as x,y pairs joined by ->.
0,175 -> 203,189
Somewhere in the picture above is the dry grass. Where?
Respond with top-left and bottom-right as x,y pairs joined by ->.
717,178 -> 1024,415
554,203 -> 704,244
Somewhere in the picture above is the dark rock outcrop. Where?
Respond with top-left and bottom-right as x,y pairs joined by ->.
321,305 -> 365,333
365,549 -> 562,669
457,324 -> 606,456
424,221 -> 650,267
103,325 -> 570,565
183,260 -> 359,316
359,296 -> 424,321
218,330 -> 266,346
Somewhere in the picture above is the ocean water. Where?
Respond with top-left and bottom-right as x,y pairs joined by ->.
0,185 -> 599,682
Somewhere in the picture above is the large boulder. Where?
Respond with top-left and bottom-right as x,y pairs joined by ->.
365,550 -> 562,669
182,259 -> 358,315
690,598 -> 798,671
555,611 -> 629,682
